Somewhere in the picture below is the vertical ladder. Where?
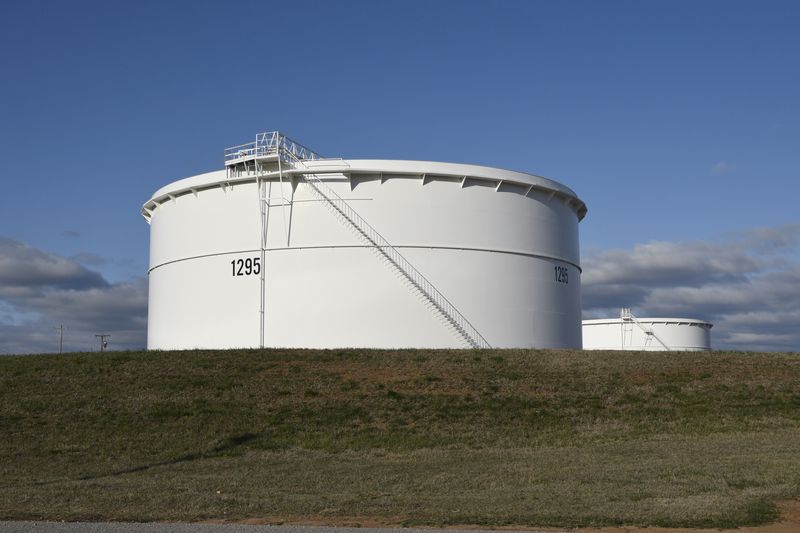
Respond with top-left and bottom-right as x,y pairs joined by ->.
620,308 -> 669,350
251,135 -> 295,348
621,309 -> 634,349
256,156 -> 269,348
282,151 -> 491,349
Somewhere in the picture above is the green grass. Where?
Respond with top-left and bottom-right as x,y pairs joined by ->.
1,348 -> 799,528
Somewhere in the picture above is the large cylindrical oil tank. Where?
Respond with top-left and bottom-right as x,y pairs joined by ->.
582,317 -> 713,351
142,136 -> 587,350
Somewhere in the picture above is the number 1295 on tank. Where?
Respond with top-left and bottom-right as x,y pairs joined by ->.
231,257 -> 261,276
554,265 -> 568,284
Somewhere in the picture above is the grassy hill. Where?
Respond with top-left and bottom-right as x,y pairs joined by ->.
1,348 -> 799,528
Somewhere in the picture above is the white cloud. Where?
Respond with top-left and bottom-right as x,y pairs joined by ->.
582,225 -> 800,352
0,237 -> 147,354
711,160 -> 736,174
0,237 -> 108,290
70,251 -> 109,267
584,240 -> 763,287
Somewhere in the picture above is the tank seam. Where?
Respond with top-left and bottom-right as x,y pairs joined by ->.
148,245 -> 583,274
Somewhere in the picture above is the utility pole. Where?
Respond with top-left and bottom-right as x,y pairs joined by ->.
55,324 -> 64,354
95,334 -> 110,353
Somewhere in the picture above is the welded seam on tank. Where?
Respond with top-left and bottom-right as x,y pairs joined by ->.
148,245 -> 583,274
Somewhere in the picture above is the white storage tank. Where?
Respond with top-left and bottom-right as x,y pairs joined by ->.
142,132 -> 587,350
582,309 -> 712,351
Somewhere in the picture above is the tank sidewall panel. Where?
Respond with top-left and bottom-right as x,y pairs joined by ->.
147,167 -> 584,349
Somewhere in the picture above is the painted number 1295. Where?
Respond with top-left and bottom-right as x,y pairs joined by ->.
554,266 -> 569,284
231,257 -> 261,276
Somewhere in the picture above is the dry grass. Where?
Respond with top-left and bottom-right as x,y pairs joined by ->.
1,348 -> 799,528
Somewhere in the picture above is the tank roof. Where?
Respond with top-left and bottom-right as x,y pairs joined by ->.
582,318 -> 713,328
143,159 -> 587,222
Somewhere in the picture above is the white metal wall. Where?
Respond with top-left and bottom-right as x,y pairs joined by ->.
145,161 -> 585,350
581,319 -> 712,351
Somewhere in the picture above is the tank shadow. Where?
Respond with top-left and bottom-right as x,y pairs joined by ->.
30,432 -> 260,486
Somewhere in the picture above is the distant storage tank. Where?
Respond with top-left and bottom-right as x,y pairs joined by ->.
142,132 -> 587,350
582,309 -> 712,351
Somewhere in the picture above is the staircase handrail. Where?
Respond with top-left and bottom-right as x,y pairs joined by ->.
284,151 -> 490,349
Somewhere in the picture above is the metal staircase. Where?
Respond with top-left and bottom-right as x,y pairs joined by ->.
286,152 -> 490,349
620,308 -> 669,350
226,131 -> 490,349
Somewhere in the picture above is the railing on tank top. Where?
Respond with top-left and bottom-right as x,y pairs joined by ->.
224,132 -> 323,165
281,150 -> 491,349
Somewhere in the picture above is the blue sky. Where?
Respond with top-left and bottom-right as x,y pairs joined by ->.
1,0 -> 798,352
